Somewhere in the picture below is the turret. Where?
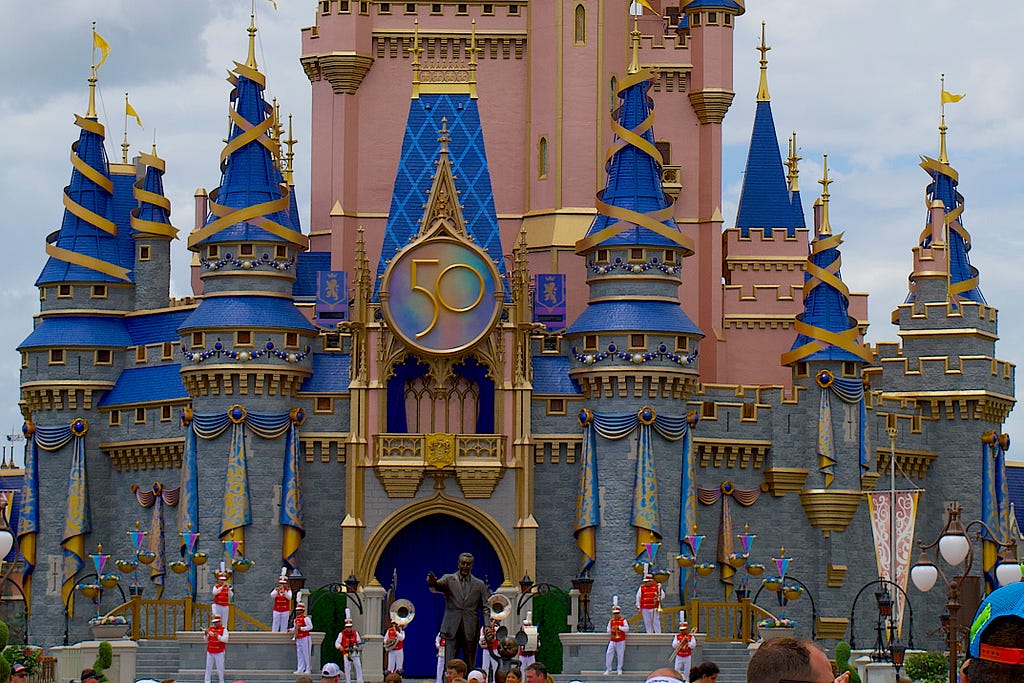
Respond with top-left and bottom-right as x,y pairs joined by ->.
130,146 -> 178,311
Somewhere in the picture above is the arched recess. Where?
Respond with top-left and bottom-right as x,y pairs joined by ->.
358,493 -> 519,585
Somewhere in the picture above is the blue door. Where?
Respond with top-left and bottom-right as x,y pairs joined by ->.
374,513 -> 504,677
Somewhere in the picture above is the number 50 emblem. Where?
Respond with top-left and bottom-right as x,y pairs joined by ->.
381,238 -> 503,355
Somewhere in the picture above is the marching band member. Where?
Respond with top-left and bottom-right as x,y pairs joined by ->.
604,597 -> 628,675
204,614 -> 229,683
479,615 -> 501,682
271,572 -> 293,632
671,618 -> 696,679
212,570 -> 233,624
384,617 -> 406,675
335,609 -> 364,683
292,603 -> 313,674
435,633 -> 447,683
636,572 -> 664,633
518,612 -> 538,669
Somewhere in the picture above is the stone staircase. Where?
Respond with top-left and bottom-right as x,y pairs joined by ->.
135,640 -> 181,682
698,640 -> 752,682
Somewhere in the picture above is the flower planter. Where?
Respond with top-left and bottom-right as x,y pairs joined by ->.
758,626 -> 794,641
90,623 -> 128,640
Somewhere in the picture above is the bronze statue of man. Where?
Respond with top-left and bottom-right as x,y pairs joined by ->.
427,552 -> 490,668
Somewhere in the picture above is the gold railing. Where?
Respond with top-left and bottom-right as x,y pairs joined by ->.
104,597 -> 269,640
690,599 -> 777,643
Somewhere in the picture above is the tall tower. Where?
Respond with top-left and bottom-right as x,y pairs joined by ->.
178,16 -> 316,586
563,18 -> 703,607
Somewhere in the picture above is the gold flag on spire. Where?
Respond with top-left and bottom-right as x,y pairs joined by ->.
93,30 -> 111,68
941,90 -> 965,104
126,97 -> 143,128
267,0 -> 278,8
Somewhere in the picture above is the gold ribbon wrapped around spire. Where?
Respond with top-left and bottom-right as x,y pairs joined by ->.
45,113 -> 131,281
131,152 -> 179,239
575,69 -> 694,255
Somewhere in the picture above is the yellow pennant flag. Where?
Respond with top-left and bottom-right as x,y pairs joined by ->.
267,0 -> 278,8
941,90 -> 966,104
630,0 -> 660,17
126,97 -> 143,127
93,30 -> 111,68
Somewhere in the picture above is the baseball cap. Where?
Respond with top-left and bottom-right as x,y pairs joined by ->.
322,663 -> 342,678
12,664 -> 27,675
467,671 -> 486,683
969,581 -> 1024,664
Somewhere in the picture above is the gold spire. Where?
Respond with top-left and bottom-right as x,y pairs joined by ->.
785,131 -> 801,192
438,117 -> 450,155
283,114 -> 297,185
938,73 -> 949,164
86,22 -> 100,119
245,11 -> 258,70
121,92 -> 131,163
818,154 -> 833,236
756,21 -> 771,102
628,14 -> 642,75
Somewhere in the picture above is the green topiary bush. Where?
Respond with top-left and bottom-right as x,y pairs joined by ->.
903,651 -> 947,683
93,641 -> 113,682
833,641 -> 860,683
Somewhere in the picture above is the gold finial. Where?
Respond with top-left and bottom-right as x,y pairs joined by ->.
818,154 -> 833,236
628,13 -> 642,75
121,92 -> 131,163
87,22 -> 100,119
245,12 -> 258,70
283,114 -> 297,184
785,131 -> 801,192
438,117 -> 450,154
756,21 -> 771,102
938,73 -> 949,164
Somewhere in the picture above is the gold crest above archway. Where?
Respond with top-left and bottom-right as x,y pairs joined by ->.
425,432 -> 456,468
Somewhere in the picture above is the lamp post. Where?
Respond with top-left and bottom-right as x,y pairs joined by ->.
569,573 -> 594,632
167,527 -> 207,600
910,501 -> 1019,683
675,530 -> 716,600
288,567 -> 306,623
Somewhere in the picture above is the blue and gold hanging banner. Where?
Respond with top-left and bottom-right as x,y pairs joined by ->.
534,274 -> 566,331
316,271 -> 349,323
178,408 -> 200,598
982,430 -> 1012,592
62,419 -> 91,617
576,407 -> 696,572
181,406 -> 301,570
817,382 -> 835,488
134,483 -> 179,599
17,423 -> 38,618
812,370 -> 871,487
574,409 -> 599,571
280,409 -> 306,568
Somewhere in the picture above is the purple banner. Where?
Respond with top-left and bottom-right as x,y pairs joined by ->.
534,274 -> 566,331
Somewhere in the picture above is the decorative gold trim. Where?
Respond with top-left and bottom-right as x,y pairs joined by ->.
859,471 -> 881,491
357,493 -> 519,585
815,616 -> 849,639
798,489 -> 862,534
761,467 -> 808,497
694,438 -> 769,469
374,433 -> 506,498
688,89 -> 735,124
100,439 -> 184,472
300,52 -> 375,94
876,448 -> 937,480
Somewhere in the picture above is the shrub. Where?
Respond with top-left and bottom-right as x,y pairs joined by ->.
833,641 -> 860,683
903,651 -> 947,683
93,641 -> 113,683
2,646 -> 43,676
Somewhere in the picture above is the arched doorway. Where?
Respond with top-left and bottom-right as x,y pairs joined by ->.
374,513 -> 504,677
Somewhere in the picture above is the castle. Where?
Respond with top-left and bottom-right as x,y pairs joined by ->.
15,0 -> 1016,673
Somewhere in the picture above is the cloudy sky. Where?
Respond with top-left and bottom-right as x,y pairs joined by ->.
0,1 -> 1019,464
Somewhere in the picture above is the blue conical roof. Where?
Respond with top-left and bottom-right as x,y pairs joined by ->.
783,219 -> 870,365
130,153 -> 178,239
912,156 -> 984,304
189,64 -> 304,249
36,117 -> 133,284
790,188 -> 806,229
374,93 -> 506,295
735,101 -> 799,237
580,75 -> 683,249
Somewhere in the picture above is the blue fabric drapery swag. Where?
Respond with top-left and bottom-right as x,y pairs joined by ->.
179,406 -> 306,590
814,371 -> 870,487
574,407 -> 696,578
